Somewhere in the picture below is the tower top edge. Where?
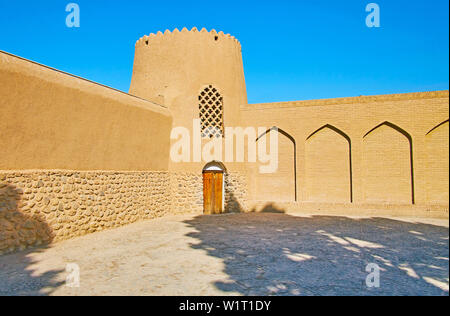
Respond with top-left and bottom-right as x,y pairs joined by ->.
135,27 -> 241,48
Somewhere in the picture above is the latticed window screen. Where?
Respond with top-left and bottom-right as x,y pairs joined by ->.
198,85 -> 224,138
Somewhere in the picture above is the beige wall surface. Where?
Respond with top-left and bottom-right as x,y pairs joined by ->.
425,120 -> 449,204
252,129 -> 296,202
362,123 -> 412,204
0,51 -> 172,171
242,91 -> 449,206
305,126 -> 351,203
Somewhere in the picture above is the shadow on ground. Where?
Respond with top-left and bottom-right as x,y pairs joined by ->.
0,184 -> 64,296
0,247 -> 65,296
184,206 -> 449,296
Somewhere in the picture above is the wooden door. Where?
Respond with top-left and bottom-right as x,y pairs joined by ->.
203,171 -> 224,214
213,173 -> 223,214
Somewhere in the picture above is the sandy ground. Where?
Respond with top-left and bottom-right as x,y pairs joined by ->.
0,212 -> 448,296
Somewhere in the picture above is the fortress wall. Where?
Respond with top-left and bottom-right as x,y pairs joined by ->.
0,51 -> 172,171
242,91 -> 449,210
0,51 -> 177,254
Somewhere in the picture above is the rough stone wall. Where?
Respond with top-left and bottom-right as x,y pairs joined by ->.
0,171 -> 171,255
169,173 -> 204,214
169,172 -> 248,214
0,170 -> 249,255
224,173 -> 248,212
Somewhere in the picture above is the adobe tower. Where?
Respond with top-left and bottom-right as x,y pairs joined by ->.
130,27 -> 248,134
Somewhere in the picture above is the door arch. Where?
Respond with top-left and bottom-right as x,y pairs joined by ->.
425,120 -> 449,204
255,127 -> 297,202
362,121 -> 414,204
305,124 -> 353,203
202,161 -> 226,214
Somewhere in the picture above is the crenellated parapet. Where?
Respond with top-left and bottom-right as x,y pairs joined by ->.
135,27 -> 242,50
129,26 -> 248,120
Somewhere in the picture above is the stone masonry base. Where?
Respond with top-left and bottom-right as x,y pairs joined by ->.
1,170 -> 447,255
0,170 -> 248,255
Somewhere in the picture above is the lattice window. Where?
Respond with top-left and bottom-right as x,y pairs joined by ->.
198,85 -> 224,138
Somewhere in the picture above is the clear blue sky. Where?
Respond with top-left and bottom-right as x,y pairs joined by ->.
0,0 -> 448,103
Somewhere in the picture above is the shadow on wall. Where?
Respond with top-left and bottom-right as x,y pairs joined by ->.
224,192 -> 245,214
0,183 -> 64,296
224,188 -> 284,214
252,203 -> 285,214
184,204 -> 449,296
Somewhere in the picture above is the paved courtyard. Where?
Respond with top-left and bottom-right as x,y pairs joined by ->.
0,211 -> 448,296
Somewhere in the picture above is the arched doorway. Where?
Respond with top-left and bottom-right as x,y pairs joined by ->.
203,161 -> 226,214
